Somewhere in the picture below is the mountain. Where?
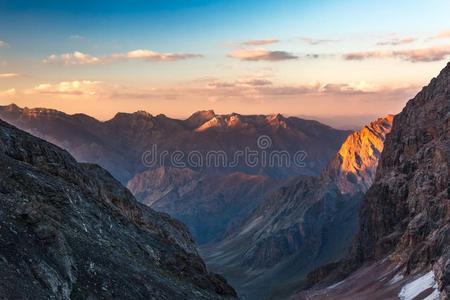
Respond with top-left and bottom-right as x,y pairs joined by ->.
0,119 -> 236,299
201,115 -> 393,299
322,115 -> 394,195
0,105 -> 351,183
296,63 -> 450,299
128,167 -> 285,244
0,105 -> 351,243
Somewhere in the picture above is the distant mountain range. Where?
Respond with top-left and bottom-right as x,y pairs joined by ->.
0,119 -> 236,299
0,105 -> 350,244
201,115 -> 393,299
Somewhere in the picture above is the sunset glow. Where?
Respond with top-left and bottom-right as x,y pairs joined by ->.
1,0 -> 449,127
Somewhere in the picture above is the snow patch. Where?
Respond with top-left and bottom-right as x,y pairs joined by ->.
399,271 -> 439,300
327,279 -> 345,290
389,273 -> 404,285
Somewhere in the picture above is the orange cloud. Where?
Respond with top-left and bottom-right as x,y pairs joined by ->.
0,41 -> 6,47
228,48 -> 298,61
242,39 -> 279,46
0,73 -> 19,78
344,45 -> 450,62
0,88 -> 16,97
43,50 -> 202,65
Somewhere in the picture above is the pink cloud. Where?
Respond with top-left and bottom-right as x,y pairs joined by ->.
344,45 -> 450,62
228,48 -> 298,61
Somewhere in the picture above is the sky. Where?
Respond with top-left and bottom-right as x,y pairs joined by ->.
0,0 -> 450,128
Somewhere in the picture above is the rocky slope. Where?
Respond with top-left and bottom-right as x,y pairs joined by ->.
201,115 -> 393,299
0,119 -> 236,299
128,167 -> 285,244
296,62 -> 450,299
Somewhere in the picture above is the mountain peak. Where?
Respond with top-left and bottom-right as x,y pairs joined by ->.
133,110 -> 153,118
322,114 -> 394,194
185,110 -> 216,128
2,103 -> 21,112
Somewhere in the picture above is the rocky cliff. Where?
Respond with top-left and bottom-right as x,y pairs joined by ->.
296,62 -> 450,300
349,61 -> 450,297
322,115 -> 393,195
0,119 -> 236,299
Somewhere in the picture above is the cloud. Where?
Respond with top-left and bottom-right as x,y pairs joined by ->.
433,30 -> 450,39
28,80 -> 101,96
0,73 -> 19,78
242,39 -> 279,46
0,41 -> 6,47
43,50 -> 203,65
239,79 -> 273,86
108,49 -> 202,62
22,77 -> 418,108
228,48 -> 298,61
0,88 -> 16,97
377,37 -> 415,46
43,52 -> 101,65
298,37 -> 338,45
344,45 -> 450,62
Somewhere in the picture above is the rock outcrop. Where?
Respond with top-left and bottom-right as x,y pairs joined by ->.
322,115 -> 393,194
0,119 -> 236,299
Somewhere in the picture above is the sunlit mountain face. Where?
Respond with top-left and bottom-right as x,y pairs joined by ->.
0,1 -> 449,300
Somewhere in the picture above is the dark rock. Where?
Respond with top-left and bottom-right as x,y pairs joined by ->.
0,119 -> 236,299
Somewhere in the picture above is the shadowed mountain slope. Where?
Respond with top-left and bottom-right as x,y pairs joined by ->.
0,119 -> 236,299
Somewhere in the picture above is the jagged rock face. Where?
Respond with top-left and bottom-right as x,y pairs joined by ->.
0,120 -> 236,299
128,167 -> 285,244
0,105 -> 351,183
200,115 -> 395,299
322,115 -> 393,195
348,63 -> 450,297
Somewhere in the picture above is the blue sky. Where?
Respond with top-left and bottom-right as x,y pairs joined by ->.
0,0 -> 449,127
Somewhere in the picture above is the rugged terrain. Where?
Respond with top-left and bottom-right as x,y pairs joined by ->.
0,119 -> 236,299
128,167 -> 285,243
0,105 -> 350,243
202,115 -> 393,299
296,62 -> 450,299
